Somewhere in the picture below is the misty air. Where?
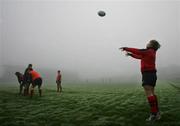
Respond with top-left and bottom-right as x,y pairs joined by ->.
0,0 -> 180,125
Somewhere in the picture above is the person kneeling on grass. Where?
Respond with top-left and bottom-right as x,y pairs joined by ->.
28,68 -> 42,97
15,72 -> 25,95
119,40 -> 161,122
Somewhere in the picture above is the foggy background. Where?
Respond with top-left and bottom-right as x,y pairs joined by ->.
0,0 -> 180,83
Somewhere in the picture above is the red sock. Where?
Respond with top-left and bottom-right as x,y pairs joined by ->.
154,95 -> 159,112
147,95 -> 159,114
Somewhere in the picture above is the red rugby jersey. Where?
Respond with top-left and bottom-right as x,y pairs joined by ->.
124,48 -> 157,72
56,74 -> 61,81
29,70 -> 41,81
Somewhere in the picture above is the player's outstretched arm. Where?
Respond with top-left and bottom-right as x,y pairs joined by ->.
125,52 -> 142,59
119,47 -> 147,56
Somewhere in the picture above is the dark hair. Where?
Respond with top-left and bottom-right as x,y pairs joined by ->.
28,64 -> 32,67
15,72 -> 20,75
149,40 -> 161,51
15,72 -> 21,76
58,70 -> 60,73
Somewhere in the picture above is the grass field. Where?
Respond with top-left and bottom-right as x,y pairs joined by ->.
0,81 -> 180,126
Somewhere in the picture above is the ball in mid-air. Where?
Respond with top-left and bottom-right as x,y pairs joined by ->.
98,11 -> 106,17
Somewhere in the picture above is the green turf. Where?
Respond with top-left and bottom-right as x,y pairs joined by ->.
0,82 -> 180,126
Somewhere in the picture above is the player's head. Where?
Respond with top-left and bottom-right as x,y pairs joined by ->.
15,72 -> 20,76
146,40 -> 161,51
28,64 -> 32,68
57,70 -> 60,73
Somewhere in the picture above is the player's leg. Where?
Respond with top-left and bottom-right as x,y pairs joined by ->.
143,85 -> 160,121
56,81 -> 60,92
143,85 -> 154,96
142,71 -> 160,121
37,78 -> 42,96
26,83 -> 30,95
23,85 -> 26,96
19,83 -> 23,95
23,83 -> 28,96
38,86 -> 42,96
23,77 -> 29,96
25,83 -> 30,96
30,83 -> 35,97
57,84 -> 59,92
59,82 -> 62,92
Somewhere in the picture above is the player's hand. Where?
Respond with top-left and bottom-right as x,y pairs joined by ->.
125,52 -> 132,57
119,47 -> 127,51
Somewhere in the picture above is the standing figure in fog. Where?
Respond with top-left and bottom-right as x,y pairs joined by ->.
56,70 -> 62,93
23,64 -> 33,95
119,40 -> 161,122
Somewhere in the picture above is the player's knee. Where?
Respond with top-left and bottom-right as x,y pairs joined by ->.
38,86 -> 42,90
30,86 -> 34,90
